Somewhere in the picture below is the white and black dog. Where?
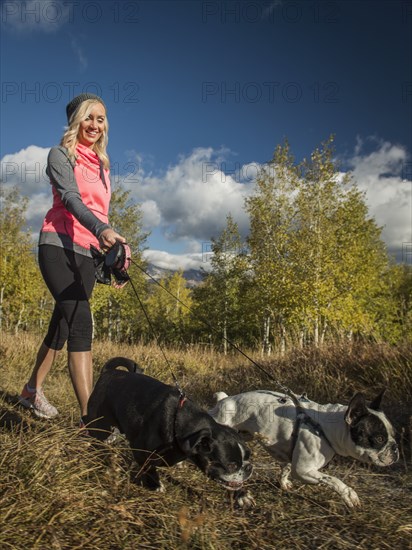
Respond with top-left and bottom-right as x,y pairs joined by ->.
209,389 -> 399,507
86,358 -> 253,493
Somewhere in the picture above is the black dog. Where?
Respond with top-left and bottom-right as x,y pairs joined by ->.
86,357 -> 253,492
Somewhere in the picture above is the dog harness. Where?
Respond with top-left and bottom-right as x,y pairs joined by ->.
289,394 -> 334,460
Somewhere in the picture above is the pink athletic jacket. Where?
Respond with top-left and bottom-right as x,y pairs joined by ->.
41,143 -> 111,253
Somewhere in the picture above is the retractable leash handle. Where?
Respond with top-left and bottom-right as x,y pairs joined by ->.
105,241 -> 131,284
90,242 -> 131,285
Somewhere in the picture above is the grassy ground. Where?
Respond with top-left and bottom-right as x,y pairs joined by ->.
1,332 -> 411,549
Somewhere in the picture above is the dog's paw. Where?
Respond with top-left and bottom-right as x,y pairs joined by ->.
280,465 -> 293,491
155,481 -> 166,493
342,488 -> 361,508
105,427 -> 122,445
280,478 -> 293,491
233,489 -> 256,509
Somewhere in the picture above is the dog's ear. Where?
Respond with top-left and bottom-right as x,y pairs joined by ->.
344,393 -> 368,426
178,428 -> 213,454
369,389 -> 386,411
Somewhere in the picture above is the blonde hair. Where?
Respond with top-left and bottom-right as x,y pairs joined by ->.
60,99 -> 110,169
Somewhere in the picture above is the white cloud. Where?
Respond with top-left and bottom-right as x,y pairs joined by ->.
1,145 -> 51,232
69,35 -> 88,71
2,1 -> 71,33
140,199 -> 161,229
347,139 -> 411,253
143,249 -> 210,273
1,145 -> 50,191
119,147 -> 254,242
25,191 -> 50,230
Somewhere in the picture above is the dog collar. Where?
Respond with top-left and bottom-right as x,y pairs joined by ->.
152,394 -> 188,457
178,395 -> 187,408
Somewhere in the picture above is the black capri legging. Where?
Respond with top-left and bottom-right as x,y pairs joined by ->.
39,244 -> 96,352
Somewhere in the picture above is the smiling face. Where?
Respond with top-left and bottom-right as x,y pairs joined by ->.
77,102 -> 106,148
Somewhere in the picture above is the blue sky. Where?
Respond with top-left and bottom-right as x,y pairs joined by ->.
1,0 -> 411,270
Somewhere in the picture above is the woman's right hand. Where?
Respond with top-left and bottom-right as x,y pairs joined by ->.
99,228 -> 126,250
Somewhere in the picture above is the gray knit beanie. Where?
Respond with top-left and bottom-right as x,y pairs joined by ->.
66,93 -> 106,123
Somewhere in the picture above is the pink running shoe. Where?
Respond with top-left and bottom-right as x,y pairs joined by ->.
18,384 -> 58,419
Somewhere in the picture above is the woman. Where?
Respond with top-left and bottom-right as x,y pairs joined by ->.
19,93 -> 126,424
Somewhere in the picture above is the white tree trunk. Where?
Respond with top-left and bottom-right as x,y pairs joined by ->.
15,303 -> 25,334
0,286 -> 4,330
314,316 -> 319,347
262,314 -> 271,356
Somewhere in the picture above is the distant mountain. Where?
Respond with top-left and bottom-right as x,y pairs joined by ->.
145,264 -> 206,288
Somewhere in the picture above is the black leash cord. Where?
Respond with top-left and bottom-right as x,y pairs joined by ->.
127,275 -> 185,397
127,257 -> 331,455
129,259 -> 292,395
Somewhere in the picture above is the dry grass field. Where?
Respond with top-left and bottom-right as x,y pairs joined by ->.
1,332 -> 411,549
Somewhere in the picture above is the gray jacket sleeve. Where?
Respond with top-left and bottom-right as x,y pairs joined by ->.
46,146 -> 111,238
